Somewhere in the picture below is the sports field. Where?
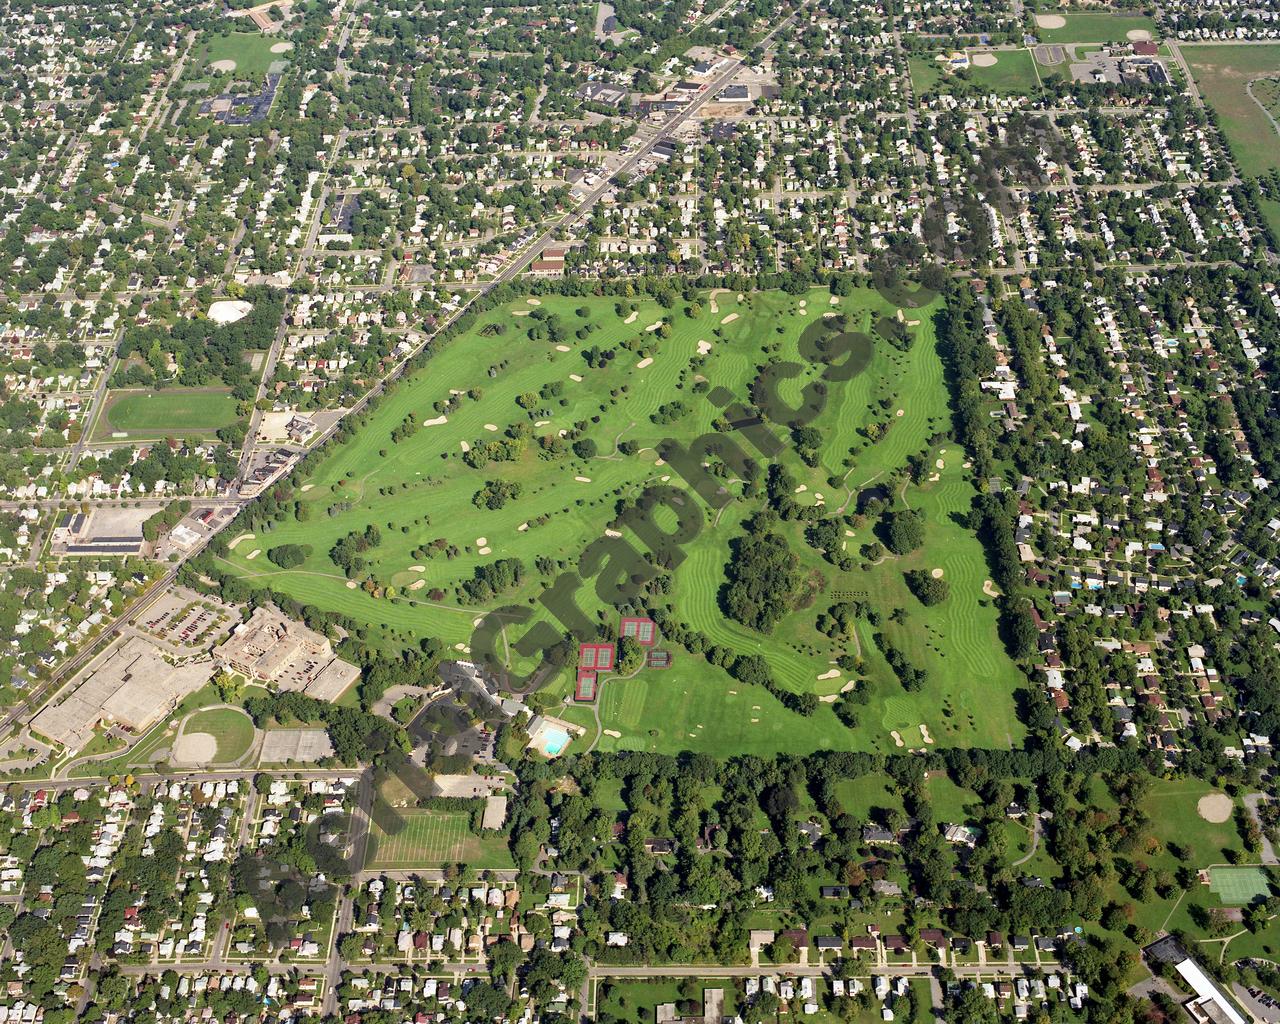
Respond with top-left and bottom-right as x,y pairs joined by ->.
97,388 -> 239,440
972,50 -> 1040,93
201,30 -> 282,80
1209,866 -> 1273,906
221,288 -> 1024,755
366,809 -> 514,869
1184,44 -> 1280,177
1033,12 -> 1158,45
183,707 -> 256,762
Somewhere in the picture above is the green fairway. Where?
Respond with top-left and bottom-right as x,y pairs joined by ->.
201,30 -> 283,80
366,809 -> 514,869
182,707 -> 256,762
1184,44 -> 1280,176
1209,866 -> 1274,906
221,288 -> 1024,756
98,388 -> 239,440
1033,12 -> 1158,44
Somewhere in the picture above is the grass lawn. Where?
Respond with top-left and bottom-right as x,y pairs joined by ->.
1258,196 -> 1280,243
1142,778 -> 1247,866
1034,12 -> 1158,44
183,707 -> 256,762
910,50 -> 1041,96
201,30 -> 283,81
969,49 -> 1042,94
222,288 -> 1023,757
97,388 -> 239,441
366,809 -> 514,870
1183,44 -> 1280,176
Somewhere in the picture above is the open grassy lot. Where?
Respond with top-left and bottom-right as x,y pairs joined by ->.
221,288 -> 1023,756
1034,12 -> 1158,44
1184,44 -> 1280,176
200,30 -> 282,80
97,388 -> 239,441
910,51 -> 1041,96
183,707 -> 256,762
366,809 -> 514,870
969,49 -> 1042,93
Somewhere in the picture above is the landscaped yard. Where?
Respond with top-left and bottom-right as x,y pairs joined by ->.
1185,44 -> 1280,176
97,388 -> 240,441
220,288 -> 1024,757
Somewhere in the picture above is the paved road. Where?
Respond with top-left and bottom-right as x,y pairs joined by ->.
9,7 -> 797,767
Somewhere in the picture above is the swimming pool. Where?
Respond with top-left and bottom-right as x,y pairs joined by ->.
542,727 -> 571,756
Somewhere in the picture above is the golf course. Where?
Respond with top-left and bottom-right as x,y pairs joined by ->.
220,287 -> 1024,756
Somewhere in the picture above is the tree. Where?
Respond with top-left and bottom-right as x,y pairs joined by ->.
885,509 -> 924,555
904,569 -> 950,606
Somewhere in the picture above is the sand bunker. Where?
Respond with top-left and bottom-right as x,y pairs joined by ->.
708,289 -> 729,314
423,414 -> 448,427
721,313 -> 739,325
535,420 -> 549,427
518,523 -> 528,531
513,310 -> 531,317
604,729 -> 622,738
575,475 -> 591,483
408,564 -> 426,572
484,423 -> 498,431
829,295 -> 840,305
920,724 -> 934,744
890,730 -> 905,748
478,546 -> 491,555
459,440 -> 471,452
1197,792 -> 1233,823
300,484 -> 314,492
936,459 -> 945,469
1127,28 -> 1152,40
475,537 -> 488,547
270,41 -> 293,53
173,732 -> 218,765
624,311 -> 638,324
971,52 -> 998,67
346,580 -> 358,589
246,548 -> 261,560
409,579 -> 426,590
605,529 -> 622,538
1035,13 -> 1066,28
210,59 -> 237,73
569,373 -> 583,382
555,344 -> 571,352
931,568 -> 944,579
794,484 -> 808,493
636,357 -> 653,369
817,668 -> 841,680
229,532 -> 255,550
526,297 -> 541,306
645,322 -> 662,332
983,579 -> 999,597
697,340 -> 713,355
896,409 -> 905,417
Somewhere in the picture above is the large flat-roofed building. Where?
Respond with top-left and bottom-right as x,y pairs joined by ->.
31,637 -> 215,752
215,606 -> 359,702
